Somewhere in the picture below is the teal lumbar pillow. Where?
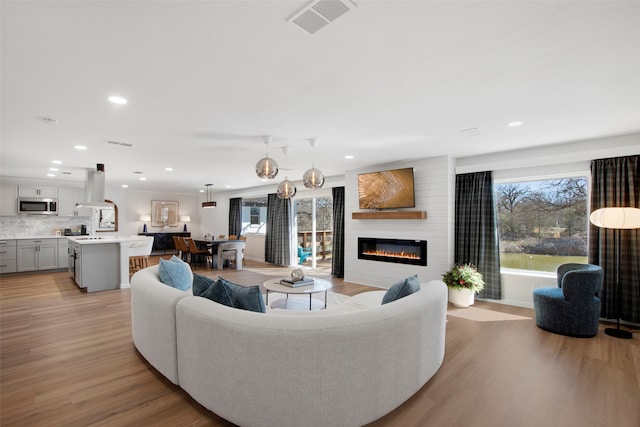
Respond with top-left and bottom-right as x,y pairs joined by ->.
158,256 -> 193,291
192,273 -> 233,308
381,274 -> 420,304
218,276 -> 266,313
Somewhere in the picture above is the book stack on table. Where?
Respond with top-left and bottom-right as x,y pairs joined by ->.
279,278 -> 315,288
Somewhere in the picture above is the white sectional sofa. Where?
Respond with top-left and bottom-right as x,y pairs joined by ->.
130,265 -> 448,427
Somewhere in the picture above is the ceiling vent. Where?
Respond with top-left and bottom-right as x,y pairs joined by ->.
105,139 -> 133,147
460,127 -> 481,137
288,0 -> 357,35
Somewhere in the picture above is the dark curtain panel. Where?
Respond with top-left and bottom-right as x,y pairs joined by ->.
589,155 -> 640,323
228,197 -> 242,237
331,187 -> 345,277
265,193 -> 291,265
455,171 -> 501,299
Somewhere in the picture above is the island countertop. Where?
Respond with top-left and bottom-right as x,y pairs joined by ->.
66,236 -> 139,245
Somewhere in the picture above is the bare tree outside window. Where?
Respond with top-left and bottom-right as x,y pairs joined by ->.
495,177 -> 588,272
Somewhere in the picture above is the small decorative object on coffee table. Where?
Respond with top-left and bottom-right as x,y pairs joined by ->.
263,278 -> 333,310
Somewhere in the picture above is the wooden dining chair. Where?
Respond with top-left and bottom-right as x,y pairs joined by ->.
173,236 -> 190,262
218,234 -> 226,239
229,235 -> 237,240
186,238 -> 210,269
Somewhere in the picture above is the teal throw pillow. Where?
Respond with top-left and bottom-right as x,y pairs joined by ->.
381,274 -> 420,305
158,257 -> 193,291
218,276 -> 266,313
192,273 -> 234,308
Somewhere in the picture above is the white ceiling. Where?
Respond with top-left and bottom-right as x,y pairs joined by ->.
2,0 -> 639,195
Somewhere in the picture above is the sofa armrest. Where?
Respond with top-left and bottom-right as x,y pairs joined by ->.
130,265 -> 189,384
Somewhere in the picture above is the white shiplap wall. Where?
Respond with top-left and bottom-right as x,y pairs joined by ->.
344,156 -> 454,288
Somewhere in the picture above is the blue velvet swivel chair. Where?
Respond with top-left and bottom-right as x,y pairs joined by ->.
298,246 -> 312,264
532,263 -> 604,337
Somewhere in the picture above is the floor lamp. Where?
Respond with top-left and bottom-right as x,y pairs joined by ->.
590,207 -> 640,339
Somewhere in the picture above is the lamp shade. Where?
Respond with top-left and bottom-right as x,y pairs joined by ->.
139,214 -> 151,222
180,216 -> 191,222
589,207 -> 640,229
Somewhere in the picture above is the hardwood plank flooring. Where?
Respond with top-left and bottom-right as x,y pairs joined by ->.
1,257 -> 639,426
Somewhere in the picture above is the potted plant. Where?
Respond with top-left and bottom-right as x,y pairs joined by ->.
442,263 -> 485,307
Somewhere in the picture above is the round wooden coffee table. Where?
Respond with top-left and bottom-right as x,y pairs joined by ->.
263,278 -> 333,310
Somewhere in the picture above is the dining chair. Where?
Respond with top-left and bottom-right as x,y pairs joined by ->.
218,234 -> 226,239
186,237 -> 211,269
238,235 -> 247,265
229,235 -> 237,240
216,241 -> 245,271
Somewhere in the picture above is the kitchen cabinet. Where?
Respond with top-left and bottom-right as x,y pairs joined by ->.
58,187 -> 85,216
0,185 -> 17,216
0,240 -> 17,274
17,238 -> 58,271
18,185 -> 58,198
57,238 -> 69,268
68,240 -> 119,292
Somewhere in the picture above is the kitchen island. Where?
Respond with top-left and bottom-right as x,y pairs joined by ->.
67,236 -> 138,293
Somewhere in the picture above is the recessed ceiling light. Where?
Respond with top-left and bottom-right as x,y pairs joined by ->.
47,173 -> 55,177
507,121 -> 523,127
49,167 -> 58,171
199,189 -> 205,193
108,95 -> 128,105
225,185 -> 231,188
52,160 -> 62,164
139,177 -> 147,181
345,155 -> 354,159
165,167 -> 174,172
74,145 -> 87,150
121,184 -> 128,188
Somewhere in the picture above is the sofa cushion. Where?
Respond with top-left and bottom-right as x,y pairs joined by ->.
382,275 -> 420,304
218,276 -> 266,313
192,273 -> 234,307
158,256 -> 193,291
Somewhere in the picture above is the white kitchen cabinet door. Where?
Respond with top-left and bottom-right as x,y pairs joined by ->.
58,187 -> 85,216
17,246 -> 38,271
18,186 -> 58,198
38,244 -> 58,270
0,185 -> 17,216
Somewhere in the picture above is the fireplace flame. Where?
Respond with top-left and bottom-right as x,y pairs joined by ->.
362,250 -> 420,260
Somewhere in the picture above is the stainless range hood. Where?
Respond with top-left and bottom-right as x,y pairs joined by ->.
75,163 -> 114,209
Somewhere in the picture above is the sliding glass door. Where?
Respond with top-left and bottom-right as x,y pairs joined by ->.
294,196 -> 333,268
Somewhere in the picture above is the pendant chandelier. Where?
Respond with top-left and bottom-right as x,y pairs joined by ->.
202,184 -> 217,208
255,135 -> 279,179
277,146 -> 296,199
302,138 -> 324,189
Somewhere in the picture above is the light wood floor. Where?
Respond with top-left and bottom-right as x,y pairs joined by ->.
1,257 -> 639,427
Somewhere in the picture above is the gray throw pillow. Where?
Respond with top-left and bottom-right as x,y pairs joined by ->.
158,257 -> 193,291
381,274 -> 420,304
218,276 -> 266,313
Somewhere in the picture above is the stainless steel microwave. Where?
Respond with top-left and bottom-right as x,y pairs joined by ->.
18,197 -> 58,215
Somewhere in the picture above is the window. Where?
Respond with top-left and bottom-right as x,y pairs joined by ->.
242,197 -> 267,234
495,177 -> 588,272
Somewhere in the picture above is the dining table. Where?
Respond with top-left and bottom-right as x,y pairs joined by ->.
193,238 -> 233,269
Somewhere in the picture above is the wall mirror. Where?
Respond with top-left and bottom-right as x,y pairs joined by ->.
96,199 -> 118,232
151,200 -> 179,227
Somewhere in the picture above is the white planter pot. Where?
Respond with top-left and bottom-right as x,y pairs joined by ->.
448,287 -> 475,308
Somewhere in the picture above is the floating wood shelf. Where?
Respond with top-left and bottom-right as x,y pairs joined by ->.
351,211 -> 427,220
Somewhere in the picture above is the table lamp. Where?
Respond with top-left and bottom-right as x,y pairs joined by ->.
139,214 -> 151,233
180,216 -> 191,232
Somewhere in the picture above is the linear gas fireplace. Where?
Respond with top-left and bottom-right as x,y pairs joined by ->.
358,238 -> 427,266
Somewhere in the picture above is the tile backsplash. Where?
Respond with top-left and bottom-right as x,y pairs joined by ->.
0,216 -> 91,239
